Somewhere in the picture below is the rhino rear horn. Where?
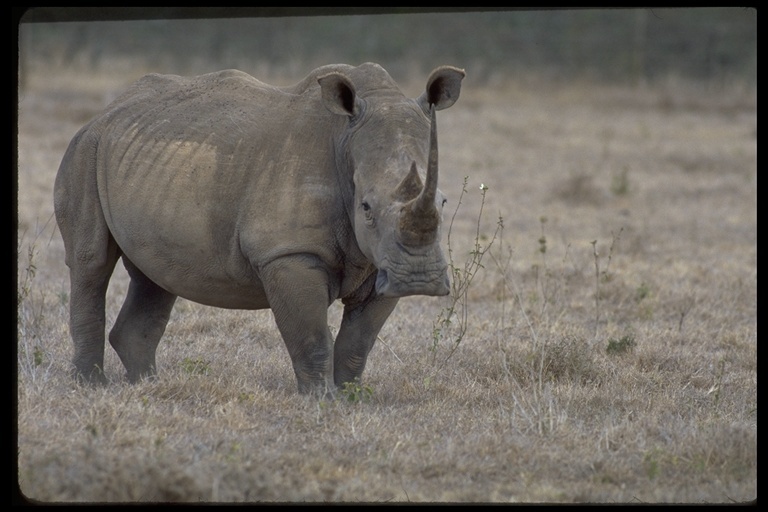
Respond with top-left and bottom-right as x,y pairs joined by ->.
395,162 -> 423,202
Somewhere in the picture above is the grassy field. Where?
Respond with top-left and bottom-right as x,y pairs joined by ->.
16,57 -> 756,503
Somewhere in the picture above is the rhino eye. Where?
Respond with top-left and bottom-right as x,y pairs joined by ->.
442,198 -> 448,207
361,201 -> 375,226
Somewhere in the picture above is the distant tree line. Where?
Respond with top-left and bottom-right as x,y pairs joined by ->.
19,8 -> 756,87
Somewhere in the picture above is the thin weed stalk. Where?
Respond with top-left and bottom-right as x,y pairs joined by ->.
17,214 -> 57,383
490,220 -> 540,352
590,227 -> 623,341
431,177 -> 499,367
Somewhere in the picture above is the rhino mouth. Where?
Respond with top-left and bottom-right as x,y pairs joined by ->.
375,267 -> 450,298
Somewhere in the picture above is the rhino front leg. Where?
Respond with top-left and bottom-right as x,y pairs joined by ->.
261,256 -> 335,395
109,257 -> 177,383
334,292 -> 399,387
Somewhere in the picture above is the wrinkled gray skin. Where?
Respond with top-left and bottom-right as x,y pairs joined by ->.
54,62 -> 465,395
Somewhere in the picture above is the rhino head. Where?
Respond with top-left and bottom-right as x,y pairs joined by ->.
318,65 -> 465,298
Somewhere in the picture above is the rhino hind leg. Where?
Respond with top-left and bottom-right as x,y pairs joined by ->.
67,256 -> 120,385
109,257 -> 177,383
54,131 -> 121,384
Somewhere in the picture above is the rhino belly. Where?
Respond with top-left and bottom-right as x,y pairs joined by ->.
102,184 -> 271,310
118,224 -> 270,310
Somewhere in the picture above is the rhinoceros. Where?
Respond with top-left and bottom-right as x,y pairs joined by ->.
54,62 -> 465,395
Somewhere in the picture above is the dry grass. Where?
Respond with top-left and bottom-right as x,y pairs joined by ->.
17,59 -> 756,503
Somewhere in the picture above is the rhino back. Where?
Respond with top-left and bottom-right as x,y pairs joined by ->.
91,70 -> 351,308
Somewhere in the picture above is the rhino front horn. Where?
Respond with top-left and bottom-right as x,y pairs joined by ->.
413,104 -> 439,217
399,105 -> 440,245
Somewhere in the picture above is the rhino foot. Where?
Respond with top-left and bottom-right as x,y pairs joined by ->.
72,364 -> 109,386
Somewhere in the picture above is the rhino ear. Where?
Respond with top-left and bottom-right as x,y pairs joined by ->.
318,72 -> 360,117
419,66 -> 466,111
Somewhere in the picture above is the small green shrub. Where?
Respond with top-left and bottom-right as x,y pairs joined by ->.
610,165 -> 631,196
340,379 -> 374,404
635,282 -> 651,302
644,448 -> 662,480
180,357 -> 211,375
606,334 -> 636,355
33,346 -> 44,367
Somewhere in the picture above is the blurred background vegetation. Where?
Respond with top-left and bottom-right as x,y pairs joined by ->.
18,7 -> 755,88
